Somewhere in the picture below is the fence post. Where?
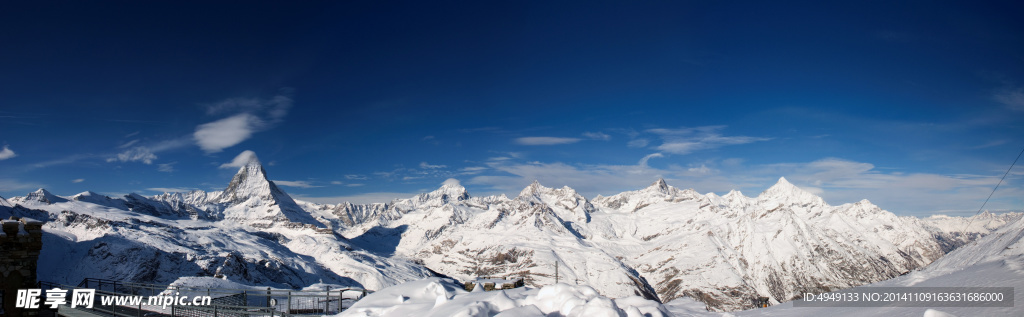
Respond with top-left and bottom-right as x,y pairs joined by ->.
267,287 -> 271,308
326,286 -> 331,313
287,291 -> 291,313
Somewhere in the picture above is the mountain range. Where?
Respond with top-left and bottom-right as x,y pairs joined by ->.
2,153 -> 1018,311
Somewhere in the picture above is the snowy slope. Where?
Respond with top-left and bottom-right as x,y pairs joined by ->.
335,277 -> 670,317
712,213 -> 1024,317
919,211 -> 1021,253
324,215 -> 1024,317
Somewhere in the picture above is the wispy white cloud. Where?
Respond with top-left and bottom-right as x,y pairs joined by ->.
146,187 -> 197,193
194,114 -> 260,153
345,174 -> 368,180
118,139 -> 140,149
0,145 -> 16,160
71,178 -> 84,183
293,192 -> 419,204
422,135 -> 439,145
638,153 -> 663,167
204,93 -> 293,120
158,162 -> 175,172
106,146 -> 157,164
583,132 -> 611,141
419,162 -> 447,169
108,138 -> 189,165
459,166 -> 488,175
328,180 -> 365,187
194,92 -> 293,153
971,140 -> 1008,150
627,139 -> 649,148
273,180 -> 321,188
219,150 -> 258,169
648,126 -> 771,155
994,86 -> 1024,111
515,137 -> 582,145
686,164 -> 713,175
28,154 -> 93,170
442,178 -> 461,186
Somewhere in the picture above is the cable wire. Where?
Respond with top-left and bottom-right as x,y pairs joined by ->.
958,145 -> 1024,245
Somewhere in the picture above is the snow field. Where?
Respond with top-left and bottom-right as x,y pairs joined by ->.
337,277 -> 670,317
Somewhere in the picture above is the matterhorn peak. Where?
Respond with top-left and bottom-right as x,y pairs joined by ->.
219,151 -> 279,204
216,151 -> 324,228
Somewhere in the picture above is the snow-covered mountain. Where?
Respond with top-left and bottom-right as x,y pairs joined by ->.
586,178 -> 950,310
716,206 -> 1024,317
7,154 -> 433,291
297,177 -> 1015,311
6,157 -> 1017,312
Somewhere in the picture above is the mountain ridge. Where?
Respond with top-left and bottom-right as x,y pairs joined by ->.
7,160 -> 1021,311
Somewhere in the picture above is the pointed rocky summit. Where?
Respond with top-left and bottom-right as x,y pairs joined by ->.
217,152 -> 324,228
648,178 -> 670,193
25,188 -> 66,204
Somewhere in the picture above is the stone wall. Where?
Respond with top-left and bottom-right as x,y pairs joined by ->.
1,217 -> 44,317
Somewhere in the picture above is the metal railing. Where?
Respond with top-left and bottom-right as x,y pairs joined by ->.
38,278 -> 373,317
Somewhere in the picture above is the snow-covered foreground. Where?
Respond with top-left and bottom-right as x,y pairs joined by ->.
666,213 -> 1024,317
335,278 -> 670,317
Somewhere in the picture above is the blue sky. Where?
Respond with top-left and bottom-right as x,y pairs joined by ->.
1,2 -> 1023,216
